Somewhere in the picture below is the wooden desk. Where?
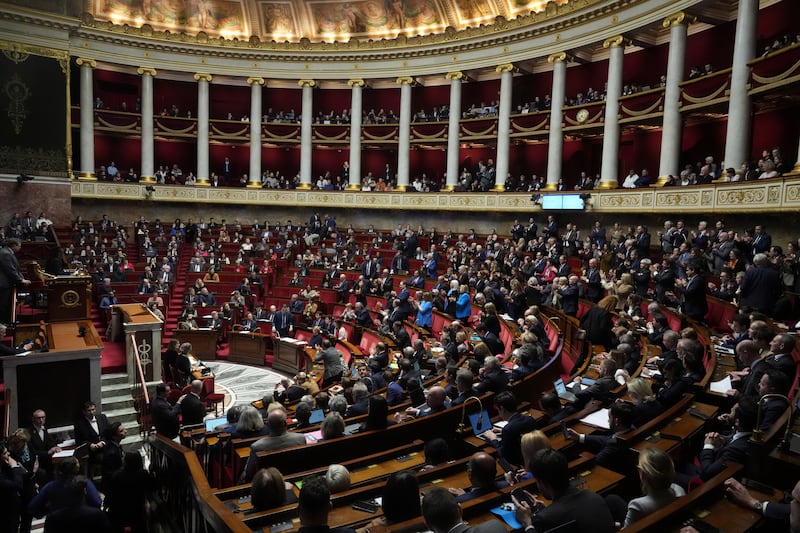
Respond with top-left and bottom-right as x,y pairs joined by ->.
176,329 -> 219,360
659,402 -> 718,441
2,321 -> 102,430
228,332 -> 271,366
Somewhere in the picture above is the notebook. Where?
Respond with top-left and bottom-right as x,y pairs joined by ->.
554,378 -> 577,402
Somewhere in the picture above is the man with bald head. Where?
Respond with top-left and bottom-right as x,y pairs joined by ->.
177,379 -> 205,427
242,408 -> 306,482
405,385 -> 450,418
451,452 -> 507,503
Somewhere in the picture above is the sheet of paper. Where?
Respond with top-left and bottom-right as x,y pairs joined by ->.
53,449 -> 75,458
709,375 -> 732,394
580,408 -> 611,430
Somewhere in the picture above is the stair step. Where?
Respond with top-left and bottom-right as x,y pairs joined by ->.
103,406 -> 140,424
101,373 -> 129,386
102,395 -> 135,411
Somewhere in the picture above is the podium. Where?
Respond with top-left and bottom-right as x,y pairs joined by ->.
112,304 -> 163,384
175,329 -> 218,360
228,332 -> 272,366
3,321 -> 102,430
46,275 -> 93,322
273,337 -> 310,374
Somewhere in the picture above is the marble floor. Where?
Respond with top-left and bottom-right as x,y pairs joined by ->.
204,361 -> 288,414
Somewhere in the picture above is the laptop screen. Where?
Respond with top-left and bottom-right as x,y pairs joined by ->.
309,409 -> 324,424
205,417 -> 228,432
554,378 -> 567,395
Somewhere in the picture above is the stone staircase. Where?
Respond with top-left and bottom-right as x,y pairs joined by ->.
100,372 -> 148,449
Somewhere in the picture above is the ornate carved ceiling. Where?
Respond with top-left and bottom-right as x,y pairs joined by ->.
82,0 -> 571,42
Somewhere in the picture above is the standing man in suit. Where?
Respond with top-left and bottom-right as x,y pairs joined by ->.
273,304 -> 295,338
558,275 -> 580,317
739,253 -> 783,316
422,486 -> 507,533
177,380 -> 205,427
150,383 -> 181,440
28,409 -> 61,477
513,449 -> 615,533
74,401 -> 110,463
480,391 -> 537,468
0,238 -> 31,324
584,258 -> 602,302
679,262 -> 708,322
750,225 -> 772,256
315,339 -> 344,387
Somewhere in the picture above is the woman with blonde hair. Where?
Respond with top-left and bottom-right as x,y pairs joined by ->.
623,447 -> 684,526
505,430 -> 552,485
627,377 -> 664,427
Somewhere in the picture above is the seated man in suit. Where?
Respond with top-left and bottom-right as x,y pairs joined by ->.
345,382 -> 370,418
297,474 -> 357,533
566,401 -> 635,473
450,368 -> 478,407
677,399 -> 757,488
480,391 -> 537,469
241,408 -> 305,482
402,386 -> 450,419
422,486 -> 506,533
450,452 -> 508,503
513,448 -> 615,533
177,380 -> 205,427
474,356 -> 509,395
539,392 -> 569,425
570,357 -> 619,410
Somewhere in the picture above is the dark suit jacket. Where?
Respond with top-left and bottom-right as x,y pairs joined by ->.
44,503 -> 112,533
495,413 -> 537,467
180,393 -> 205,426
74,414 -> 109,445
533,488 -> 615,533
681,275 -> 708,321
475,370 -> 509,395
698,433 -> 750,480
150,396 -> 181,439
740,266 -> 782,314
584,433 -> 631,473
559,284 -> 579,316
345,399 -> 369,418
585,268 -> 602,301
28,425 -> 58,458
573,376 -> 616,408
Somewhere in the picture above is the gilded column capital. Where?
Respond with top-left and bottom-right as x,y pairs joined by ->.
495,63 -> 515,74
547,52 -> 570,64
298,79 -> 316,88
445,71 -> 465,81
75,57 -> 96,68
348,79 -> 366,88
396,76 -> 414,85
194,72 -> 213,82
662,12 -> 697,28
602,35 -> 630,49
137,67 -> 157,77
247,77 -> 265,86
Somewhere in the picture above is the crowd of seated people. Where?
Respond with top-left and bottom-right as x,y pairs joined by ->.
761,32 -> 800,57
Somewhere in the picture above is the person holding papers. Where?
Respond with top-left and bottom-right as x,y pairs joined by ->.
0,323 -> 33,356
565,402 -> 635,473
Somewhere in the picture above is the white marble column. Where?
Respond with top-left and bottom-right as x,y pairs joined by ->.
348,79 -> 365,190
76,58 -> 96,180
247,77 -> 265,188
137,67 -> 157,182
396,76 -> 413,191
723,0 -> 758,171
297,79 -> 316,190
545,52 -> 568,190
194,73 -> 212,185
445,71 -> 464,191
495,64 -> 514,191
599,36 -> 628,189
658,12 -> 694,184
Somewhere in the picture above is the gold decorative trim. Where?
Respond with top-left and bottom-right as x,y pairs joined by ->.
298,79 -> 316,88
0,40 -> 69,62
347,79 -> 365,88
446,71 -> 465,81
461,124 -> 497,137
296,182 -> 312,190
155,119 -> 196,135
620,97 -> 663,117
511,117 -> 549,133
751,59 -> 800,85
96,115 -> 139,131
547,52 -> 569,64
137,67 -> 157,76
314,129 -> 349,141
139,176 -> 155,183
210,124 -> 248,137
396,76 -> 414,85
247,77 -> 265,86
496,63 -> 515,73
263,128 -> 300,141
564,108 -> 602,126
602,35 -> 630,48
194,72 -> 212,82
363,128 -> 398,141
682,82 -> 729,104
75,57 -> 97,68
411,128 -> 447,141
662,12 -> 696,28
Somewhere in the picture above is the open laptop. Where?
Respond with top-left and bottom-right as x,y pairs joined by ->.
309,409 -> 325,425
469,410 -> 493,439
554,378 -> 577,402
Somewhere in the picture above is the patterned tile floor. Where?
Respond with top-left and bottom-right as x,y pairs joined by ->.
203,361 -> 288,414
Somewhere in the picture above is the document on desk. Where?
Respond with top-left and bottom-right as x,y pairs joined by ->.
580,408 -> 611,430
709,375 -> 732,394
53,449 -> 75,458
